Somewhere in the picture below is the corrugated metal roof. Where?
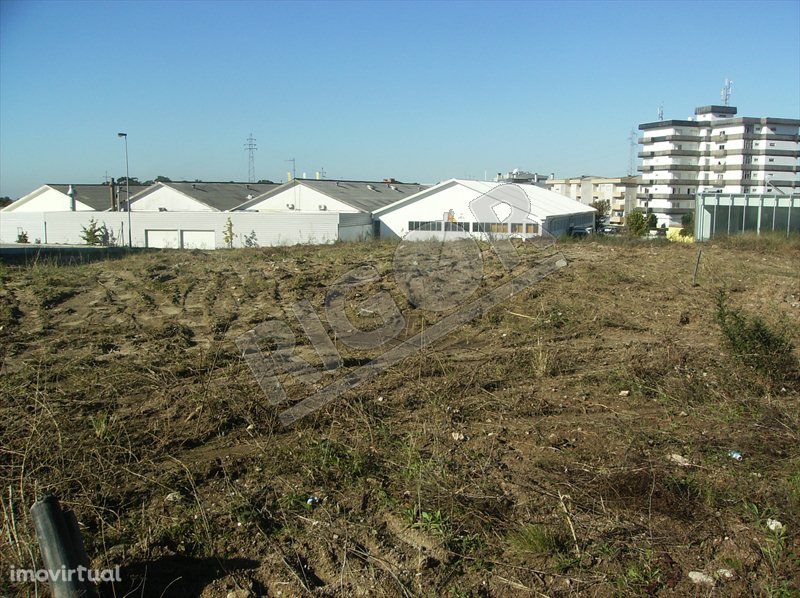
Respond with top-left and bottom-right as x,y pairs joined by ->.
375,179 -> 596,219
455,180 -> 596,218
151,182 -> 282,211
295,179 -> 428,212
47,184 -> 148,211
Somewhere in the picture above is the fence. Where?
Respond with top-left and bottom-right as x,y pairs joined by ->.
695,194 -> 800,241
0,211 -> 343,249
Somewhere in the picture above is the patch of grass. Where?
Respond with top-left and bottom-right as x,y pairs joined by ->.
715,289 -> 798,384
507,523 -> 569,556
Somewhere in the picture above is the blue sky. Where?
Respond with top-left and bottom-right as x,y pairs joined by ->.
1,0 -> 798,198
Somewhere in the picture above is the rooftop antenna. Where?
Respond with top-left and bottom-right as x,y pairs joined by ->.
285,158 -> 296,180
244,133 -> 257,183
721,78 -> 733,106
657,104 -> 664,121
319,166 -> 326,179
627,127 -> 637,176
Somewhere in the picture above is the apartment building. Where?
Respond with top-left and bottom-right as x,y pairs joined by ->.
638,105 -> 800,228
546,175 -> 639,224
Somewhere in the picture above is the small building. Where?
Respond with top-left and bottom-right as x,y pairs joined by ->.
374,179 -> 595,239
494,169 -> 551,187
546,176 -> 639,225
1,183 -> 146,212
236,178 -> 427,213
129,181 -> 279,212
694,193 -> 800,240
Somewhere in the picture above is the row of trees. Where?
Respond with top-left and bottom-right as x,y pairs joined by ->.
589,198 -> 693,238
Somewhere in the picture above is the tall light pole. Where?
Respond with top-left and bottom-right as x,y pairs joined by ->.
117,133 -> 132,247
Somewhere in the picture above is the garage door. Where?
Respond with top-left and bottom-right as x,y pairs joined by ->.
145,229 -> 180,248
181,230 -> 216,249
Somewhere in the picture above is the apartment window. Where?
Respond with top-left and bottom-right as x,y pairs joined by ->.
408,221 -> 442,231
718,144 -> 725,150
768,158 -> 774,163
744,173 -> 752,180
510,223 -> 523,233
443,221 -> 468,232
525,223 -> 538,234
769,142 -> 775,147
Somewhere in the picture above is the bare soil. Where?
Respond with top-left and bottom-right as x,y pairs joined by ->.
1,237 -> 798,596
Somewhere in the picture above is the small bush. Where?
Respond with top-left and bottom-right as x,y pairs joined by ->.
626,210 -> 647,237
80,219 -> 109,246
16,230 -> 29,244
715,290 -> 798,383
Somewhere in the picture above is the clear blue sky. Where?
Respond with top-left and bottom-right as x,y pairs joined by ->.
1,0 -> 798,198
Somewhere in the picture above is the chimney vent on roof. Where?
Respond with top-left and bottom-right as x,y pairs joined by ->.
109,178 -> 117,211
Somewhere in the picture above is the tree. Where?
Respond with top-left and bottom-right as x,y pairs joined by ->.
223,217 -> 234,248
0,196 -> 12,209
590,199 -> 610,223
679,212 -> 694,238
117,176 -> 141,186
626,210 -> 648,237
646,212 -> 658,230
16,229 -> 29,244
256,179 -> 274,184
80,219 -> 109,246
154,175 -> 172,183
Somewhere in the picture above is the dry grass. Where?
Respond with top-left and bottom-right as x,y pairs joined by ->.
0,237 -> 798,596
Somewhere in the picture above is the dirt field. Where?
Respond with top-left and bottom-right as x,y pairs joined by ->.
1,236 -> 798,596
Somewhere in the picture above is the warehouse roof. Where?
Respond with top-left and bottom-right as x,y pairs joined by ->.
374,179 -> 596,219
0,183 -> 148,211
46,184 -> 148,211
130,181 -> 280,211
236,178 -> 428,213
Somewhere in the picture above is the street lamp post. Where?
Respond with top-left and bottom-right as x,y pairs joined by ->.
117,133 -> 131,247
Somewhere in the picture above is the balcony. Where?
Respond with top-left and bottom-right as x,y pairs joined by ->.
639,134 -> 702,144
711,164 -> 726,172
637,193 -> 696,201
711,149 -> 726,158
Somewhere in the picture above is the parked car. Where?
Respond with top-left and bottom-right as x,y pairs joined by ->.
567,226 -> 593,238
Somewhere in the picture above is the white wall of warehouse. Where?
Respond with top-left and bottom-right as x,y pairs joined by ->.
4,187 -> 97,212
0,211 -> 342,248
131,187 -> 214,211
244,185 -> 359,213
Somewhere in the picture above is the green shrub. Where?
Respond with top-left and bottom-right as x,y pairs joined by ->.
715,290 -> 798,383
626,210 -> 647,237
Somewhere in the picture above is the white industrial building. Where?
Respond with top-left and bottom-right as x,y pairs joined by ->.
374,179 -> 595,240
236,178 -> 427,213
1,183 -> 146,212
546,175 -> 639,225
639,105 -> 800,228
128,181 -> 280,211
